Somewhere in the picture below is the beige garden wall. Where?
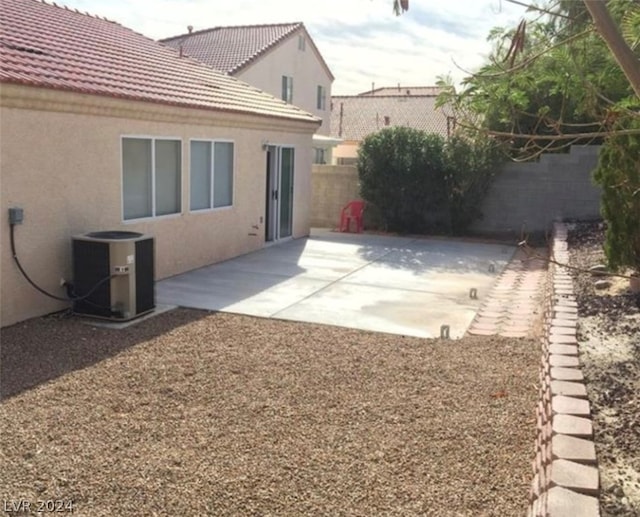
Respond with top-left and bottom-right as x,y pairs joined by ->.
311,165 -> 360,228
1,86 -> 317,327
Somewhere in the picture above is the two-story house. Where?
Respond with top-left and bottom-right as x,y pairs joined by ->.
161,23 -> 340,164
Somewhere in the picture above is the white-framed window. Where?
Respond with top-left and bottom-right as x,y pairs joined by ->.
313,147 -> 326,164
190,140 -> 234,210
298,35 -> 306,51
122,137 -> 181,220
317,85 -> 326,110
282,75 -> 293,103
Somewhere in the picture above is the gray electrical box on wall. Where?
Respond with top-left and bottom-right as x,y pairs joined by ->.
72,231 -> 155,321
9,207 -> 24,225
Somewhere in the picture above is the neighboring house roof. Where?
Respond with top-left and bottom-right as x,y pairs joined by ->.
330,95 -> 450,141
160,23 -> 335,80
359,86 -> 443,97
0,0 -> 321,125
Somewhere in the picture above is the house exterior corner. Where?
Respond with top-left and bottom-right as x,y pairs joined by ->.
1,87 -> 316,327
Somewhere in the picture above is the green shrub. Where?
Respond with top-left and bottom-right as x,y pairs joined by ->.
593,119 -> 640,272
357,127 -> 447,233
443,135 -> 504,234
357,127 -> 503,234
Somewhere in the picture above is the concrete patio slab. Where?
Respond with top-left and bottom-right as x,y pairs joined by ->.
157,229 -> 515,338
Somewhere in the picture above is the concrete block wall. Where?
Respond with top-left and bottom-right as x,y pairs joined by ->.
311,165 -> 360,228
528,222 -> 600,516
310,146 -> 601,235
473,146 -> 602,236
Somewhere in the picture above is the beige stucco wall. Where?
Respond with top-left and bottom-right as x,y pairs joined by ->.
1,86 -> 317,327
311,165 -> 360,228
235,29 -> 332,136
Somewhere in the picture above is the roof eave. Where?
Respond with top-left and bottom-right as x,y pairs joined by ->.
0,80 -> 323,128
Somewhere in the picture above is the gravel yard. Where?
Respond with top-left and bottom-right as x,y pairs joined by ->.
567,222 -> 640,516
1,309 -> 537,516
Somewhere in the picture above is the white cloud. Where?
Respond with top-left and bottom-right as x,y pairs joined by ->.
55,0 -> 526,94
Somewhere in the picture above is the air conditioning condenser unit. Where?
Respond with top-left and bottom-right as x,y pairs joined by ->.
72,231 -> 155,321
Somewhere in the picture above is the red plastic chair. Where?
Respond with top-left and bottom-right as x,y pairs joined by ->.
339,200 -> 365,233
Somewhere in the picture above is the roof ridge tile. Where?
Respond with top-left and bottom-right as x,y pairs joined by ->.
159,21 -> 333,79
38,0 -> 118,24
160,22 -> 302,43
227,23 -> 302,74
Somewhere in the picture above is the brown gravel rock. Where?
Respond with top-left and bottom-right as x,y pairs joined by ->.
1,310 -> 537,516
567,221 -> 640,516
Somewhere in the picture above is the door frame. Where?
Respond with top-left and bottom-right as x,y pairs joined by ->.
265,144 -> 295,243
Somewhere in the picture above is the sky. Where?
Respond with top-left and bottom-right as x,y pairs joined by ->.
56,0 -> 527,95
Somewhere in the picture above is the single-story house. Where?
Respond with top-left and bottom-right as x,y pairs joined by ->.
330,86 -> 451,164
0,0 -> 321,327
160,23 -> 341,164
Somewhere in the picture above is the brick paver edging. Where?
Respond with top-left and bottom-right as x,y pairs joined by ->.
467,247 -> 547,338
527,223 -> 600,516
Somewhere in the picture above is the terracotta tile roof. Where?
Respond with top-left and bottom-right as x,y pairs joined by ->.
331,95 -> 451,141
0,0 -> 320,124
161,23 -> 335,80
161,23 -> 300,74
359,86 -> 443,97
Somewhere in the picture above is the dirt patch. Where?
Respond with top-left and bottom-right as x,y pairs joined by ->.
1,310 -> 537,516
567,222 -> 640,516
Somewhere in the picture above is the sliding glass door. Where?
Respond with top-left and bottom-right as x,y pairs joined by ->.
265,146 -> 295,242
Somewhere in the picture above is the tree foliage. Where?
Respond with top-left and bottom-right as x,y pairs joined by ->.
436,0 -> 640,159
357,127 -> 503,234
392,0 -> 640,268
431,0 -> 640,270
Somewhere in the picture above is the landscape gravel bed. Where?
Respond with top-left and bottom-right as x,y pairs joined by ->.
1,309 -> 538,516
567,221 -> 640,516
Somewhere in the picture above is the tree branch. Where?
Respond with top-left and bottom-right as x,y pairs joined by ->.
583,0 -> 640,98
460,124 -> 640,140
504,0 -> 572,19
465,28 -> 592,79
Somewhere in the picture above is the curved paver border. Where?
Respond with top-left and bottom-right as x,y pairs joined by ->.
527,222 -> 600,517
